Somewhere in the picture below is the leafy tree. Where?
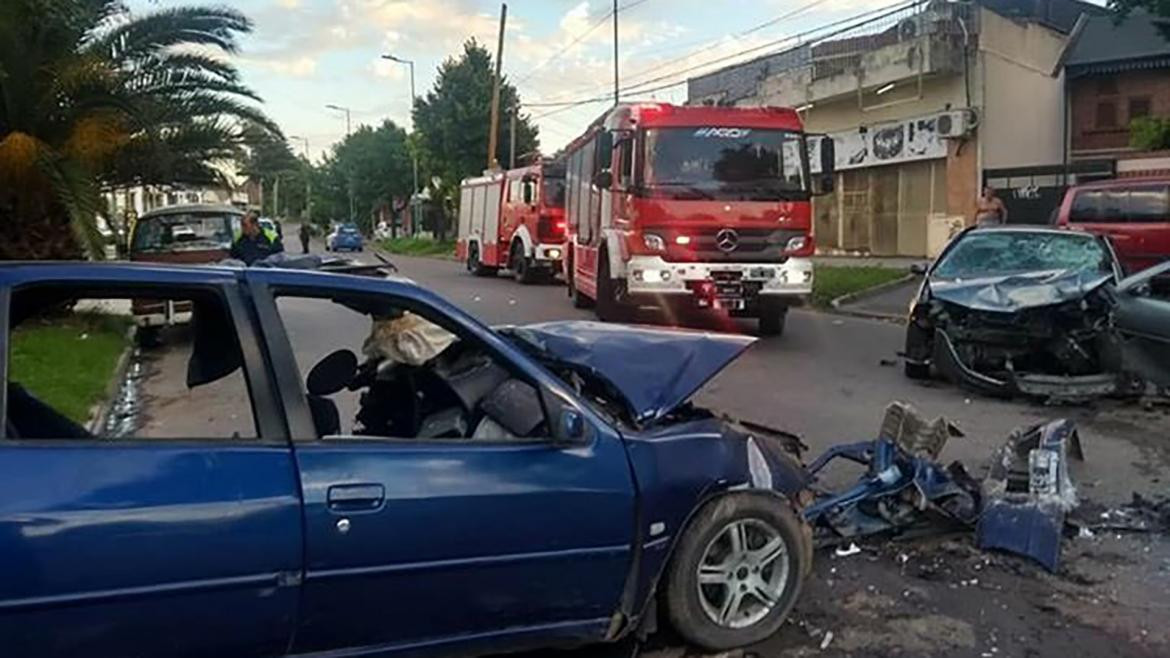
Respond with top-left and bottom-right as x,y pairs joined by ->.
1131,117 -> 1170,150
238,122 -> 300,217
413,39 -> 539,235
1107,0 -> 1170,18
314,120 -> 413,232
0,0 -> 277,259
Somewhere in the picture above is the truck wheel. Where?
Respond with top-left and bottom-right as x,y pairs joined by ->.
511,241 -> 537,285
468,243 -> 497,277
595,249 -> 626,322
665,494 -> 809,652
757,303 -> 788,337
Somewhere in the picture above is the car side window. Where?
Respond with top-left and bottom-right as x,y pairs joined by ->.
1129,186 -> 1169,223
4,289 -> 257,440
273,294 -> 550,442
1069,190 -> 1101,223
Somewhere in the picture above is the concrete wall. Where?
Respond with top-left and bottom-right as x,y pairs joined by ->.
977,8 -> 1068,169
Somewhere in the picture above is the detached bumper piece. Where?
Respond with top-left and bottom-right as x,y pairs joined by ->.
802,402 -> 980,546
977,419 -> 1083,572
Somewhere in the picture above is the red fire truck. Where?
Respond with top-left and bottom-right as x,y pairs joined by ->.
562,102 -> 835,335
456,160 -> 567,283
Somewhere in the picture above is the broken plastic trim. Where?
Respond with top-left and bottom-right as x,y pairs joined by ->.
977,419 -> 1083,572
933,329 -> 1120,400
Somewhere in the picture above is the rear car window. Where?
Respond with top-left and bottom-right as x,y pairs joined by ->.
1068,185 -> 1170,224
132,212 -> 240,253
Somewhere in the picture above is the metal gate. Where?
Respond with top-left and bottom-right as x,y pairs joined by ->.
983,161 -> 1114,225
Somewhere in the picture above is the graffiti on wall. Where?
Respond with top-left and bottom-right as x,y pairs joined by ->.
811,113 -> 948,173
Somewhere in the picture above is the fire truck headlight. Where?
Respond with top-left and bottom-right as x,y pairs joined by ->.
643,233 -> 666,251
546,248 -> 561,259
784,236 -> 808,252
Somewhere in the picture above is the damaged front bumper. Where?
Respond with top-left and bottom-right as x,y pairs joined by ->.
932,328 -> 1121,400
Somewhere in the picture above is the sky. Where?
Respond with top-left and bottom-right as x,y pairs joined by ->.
123,0 -> 1097,161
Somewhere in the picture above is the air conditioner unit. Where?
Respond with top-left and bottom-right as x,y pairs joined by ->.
937,109 -> 977,138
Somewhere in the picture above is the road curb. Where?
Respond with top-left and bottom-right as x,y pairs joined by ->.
88,335 -> 134,435
828,273 -> 919,323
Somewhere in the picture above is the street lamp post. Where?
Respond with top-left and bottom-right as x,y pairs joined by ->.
289,135 -> 312,226
325,104 -> 355,224
381,54 -> 419,237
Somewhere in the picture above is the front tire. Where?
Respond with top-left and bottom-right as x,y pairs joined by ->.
757,302 -> 788,337
595,248 -> 625,322
665,495 -> 809,651
511,241 -> 537,284
903,322 -> 933,380
468,243 -> 497,277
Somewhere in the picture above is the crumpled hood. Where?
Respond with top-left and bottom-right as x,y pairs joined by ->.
506,321 -> 754,424
930,268 -> 1114,313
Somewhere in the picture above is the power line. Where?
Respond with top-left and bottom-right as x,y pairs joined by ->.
531,0 -> 908,105
514,0 -> 652,86
527,0 -> 921,109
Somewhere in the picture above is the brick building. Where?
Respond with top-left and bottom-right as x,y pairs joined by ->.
1061,10 -> 1170,174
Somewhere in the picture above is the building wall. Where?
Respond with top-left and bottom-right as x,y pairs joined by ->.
1069,69 -> 1170,156
977,9 -> 1068,168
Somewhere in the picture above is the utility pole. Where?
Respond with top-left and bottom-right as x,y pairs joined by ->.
613,0 -> 619,105
326,104 -> 355,223
487,3 -> 507,170
290,135 -> 312,225
273,175 -> 280,218
381,54 -> 418,238
509,106 -> 517,169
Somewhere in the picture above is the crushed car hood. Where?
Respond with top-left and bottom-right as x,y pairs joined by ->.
506,321 -> 754,423
929,269 -> 1114,313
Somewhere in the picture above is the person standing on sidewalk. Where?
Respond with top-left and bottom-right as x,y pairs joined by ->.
298,222 -> 311,254
975,185 -> 1008,227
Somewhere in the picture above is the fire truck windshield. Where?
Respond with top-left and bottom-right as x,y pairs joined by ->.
642,127 -> 808,201
542,175 -> 566,208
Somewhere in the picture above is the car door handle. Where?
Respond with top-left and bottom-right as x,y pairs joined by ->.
327,484 -> 385,512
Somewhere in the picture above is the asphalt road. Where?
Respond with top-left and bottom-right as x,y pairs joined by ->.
367,246 -> 1170,504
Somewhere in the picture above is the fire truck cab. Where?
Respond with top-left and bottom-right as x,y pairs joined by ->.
562,102 -> 835,335
456,161 -> 567,283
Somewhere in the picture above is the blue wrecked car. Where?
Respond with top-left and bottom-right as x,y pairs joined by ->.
0,262 -> 812,657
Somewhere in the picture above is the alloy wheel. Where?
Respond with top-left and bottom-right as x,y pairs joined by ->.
696,518 -> 790,629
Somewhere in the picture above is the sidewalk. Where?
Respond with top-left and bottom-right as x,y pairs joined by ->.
813,254 -> 927,269
833,277 -> 922,319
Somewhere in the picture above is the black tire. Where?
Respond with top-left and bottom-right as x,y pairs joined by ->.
903,322 -> 933,380
665,494 -> 810,651
757,303 -> 788,337
512,241 -> 537,284
904,361 -> 931,380
468,243 -> 497,277
595,248 -> 625,322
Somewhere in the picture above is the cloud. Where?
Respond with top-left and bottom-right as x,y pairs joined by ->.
245,54 -> 319,77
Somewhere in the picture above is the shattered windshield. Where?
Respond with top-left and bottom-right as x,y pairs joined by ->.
933,232 -> 1112,280
131,213 -> 239,253
643,127 -> 808,201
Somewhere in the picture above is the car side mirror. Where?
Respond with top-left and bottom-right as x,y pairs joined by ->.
522,185 -> 534,205
1127,282 -> 1152,298
910,263 -> 928,275
559,408 -> 586,442
593,169 -> 613,190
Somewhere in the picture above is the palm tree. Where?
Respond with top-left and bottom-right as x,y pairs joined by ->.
0,0 -> 279,259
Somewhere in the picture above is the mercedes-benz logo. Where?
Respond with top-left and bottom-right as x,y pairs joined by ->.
715,228 -> 739,253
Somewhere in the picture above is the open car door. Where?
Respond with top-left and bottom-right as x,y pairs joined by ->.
1114,261 -> 1170,388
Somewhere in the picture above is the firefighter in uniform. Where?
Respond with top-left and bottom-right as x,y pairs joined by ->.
231,211 -> 284,265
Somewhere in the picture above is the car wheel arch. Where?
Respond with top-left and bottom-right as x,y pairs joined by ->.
623,486 -> 809,641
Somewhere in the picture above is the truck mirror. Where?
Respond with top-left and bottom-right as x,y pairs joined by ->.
522,183 -> 534,205
820,135 -> 836,176
813,174 -> 835,196
597,131 -> 614,169
592,169 -> 613,190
